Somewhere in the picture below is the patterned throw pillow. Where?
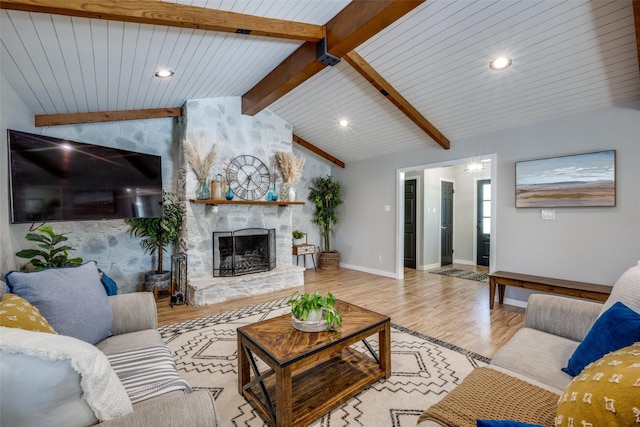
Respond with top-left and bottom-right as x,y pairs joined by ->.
556,342 -> 640,426
0,293 -> 57,334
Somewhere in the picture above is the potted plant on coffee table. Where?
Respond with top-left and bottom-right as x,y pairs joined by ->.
126,191 -> 185,299
308,175 -> 343,269
288,291 -> 342,331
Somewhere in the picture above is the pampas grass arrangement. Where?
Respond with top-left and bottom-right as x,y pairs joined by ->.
275,152 -> 305,185
184,132 -> 217,182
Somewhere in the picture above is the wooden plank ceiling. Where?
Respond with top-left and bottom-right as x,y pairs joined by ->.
1,0 -> 639,165
1,0 -> 444,165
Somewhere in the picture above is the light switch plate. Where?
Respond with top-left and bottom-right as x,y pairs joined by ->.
541,209 -> 556,220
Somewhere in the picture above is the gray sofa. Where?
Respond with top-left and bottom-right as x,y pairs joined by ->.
1,289 -> 220,427
417,261 -> 640,426
96,292 -> 220,427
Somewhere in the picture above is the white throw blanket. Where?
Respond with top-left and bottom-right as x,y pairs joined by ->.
0,326 -> 133,421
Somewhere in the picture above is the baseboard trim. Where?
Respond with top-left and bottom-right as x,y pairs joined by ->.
339,263 -> 397,279
492,296 -> 528,309
418,262 -> 440,271
453,259 -> 475,266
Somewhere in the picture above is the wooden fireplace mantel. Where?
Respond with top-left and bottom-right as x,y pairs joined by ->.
189,199 -> 304,207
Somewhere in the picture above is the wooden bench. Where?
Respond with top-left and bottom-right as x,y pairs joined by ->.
488,271 -> 612,309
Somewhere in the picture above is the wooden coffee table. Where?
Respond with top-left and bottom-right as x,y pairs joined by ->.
237,300 -> 391,427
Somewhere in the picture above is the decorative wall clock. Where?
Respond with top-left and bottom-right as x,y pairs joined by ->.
226,155 -> 271,200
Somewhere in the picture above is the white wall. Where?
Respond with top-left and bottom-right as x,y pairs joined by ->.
334,102 -> 640,301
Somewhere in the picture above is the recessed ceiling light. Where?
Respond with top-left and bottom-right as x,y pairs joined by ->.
338,119 -> 349,127
155,69 -> 174,78
490,57 -> 512,71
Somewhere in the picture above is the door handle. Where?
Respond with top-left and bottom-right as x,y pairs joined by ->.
441,226 -> 446,230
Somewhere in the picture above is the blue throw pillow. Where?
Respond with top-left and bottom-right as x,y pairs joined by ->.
98,269 -> 118,296
562,301 -> 640,376
477,421 -> 543,427
5,261 -> 113,344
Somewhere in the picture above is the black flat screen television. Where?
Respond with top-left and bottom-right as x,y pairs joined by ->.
8,129 -> 163,223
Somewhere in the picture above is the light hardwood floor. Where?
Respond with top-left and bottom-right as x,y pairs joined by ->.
157,264 -> 526,358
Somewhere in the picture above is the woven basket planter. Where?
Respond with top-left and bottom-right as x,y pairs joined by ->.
318,251 -> 340,270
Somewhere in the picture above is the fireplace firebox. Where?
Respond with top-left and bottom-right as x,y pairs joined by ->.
212,228 -> 276,277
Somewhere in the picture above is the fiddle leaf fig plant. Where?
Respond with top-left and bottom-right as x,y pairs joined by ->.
287,291 -> 342,330
16,225 -> 83,270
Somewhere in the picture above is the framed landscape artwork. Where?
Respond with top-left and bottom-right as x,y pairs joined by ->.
515,150 -> 616,208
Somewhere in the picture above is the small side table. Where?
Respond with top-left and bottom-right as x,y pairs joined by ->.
293,244 -> 316,270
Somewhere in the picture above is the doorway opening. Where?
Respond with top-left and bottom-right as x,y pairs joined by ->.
396,155 -> 496,280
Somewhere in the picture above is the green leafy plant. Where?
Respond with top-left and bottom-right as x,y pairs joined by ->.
125,191 -> 185,274
15,225 -> 83,270
292,230 -> 305,239
287,291 -> 342,330
308,175 -> 343,253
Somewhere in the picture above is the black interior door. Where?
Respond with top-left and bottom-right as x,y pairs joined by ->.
441,181 -> 453,266
476,179 -> 491,266
404,179 -> 417,269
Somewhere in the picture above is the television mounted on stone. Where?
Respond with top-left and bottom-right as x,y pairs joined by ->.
8,129 -> 163,223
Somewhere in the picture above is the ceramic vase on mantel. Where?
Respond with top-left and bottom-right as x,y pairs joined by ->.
288,186 -> 296,202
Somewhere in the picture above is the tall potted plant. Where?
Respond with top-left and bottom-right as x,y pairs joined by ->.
126,191 -> 185,295
308,175 -> 343,269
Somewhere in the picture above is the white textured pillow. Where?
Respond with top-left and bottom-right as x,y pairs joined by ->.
600,260 -> 640,315
0,327 -> 133,426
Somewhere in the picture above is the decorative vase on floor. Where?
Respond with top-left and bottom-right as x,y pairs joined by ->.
195,180 -> 210,200
288,186 -> 296,202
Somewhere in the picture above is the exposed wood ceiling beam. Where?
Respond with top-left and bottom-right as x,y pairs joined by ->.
634,0 -> 640,75
34,108 -> 182,127
242,0 -> 424,116
344,50 -> 449,150
0,0 -> 323,42
242,42 -> 326,117
324,0 -> 424,59
293,134 -> 345,168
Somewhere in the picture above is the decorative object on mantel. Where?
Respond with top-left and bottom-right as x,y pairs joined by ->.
267,159 -> 279,201
226,155 -> 271,200
195,180 -> 210,200
275,151 -> 305,201
210,174 -> 225,200
125,191 -> 185,301
308,175 -> 343,269
287,291 -> 342,331
184,132 -> 217,200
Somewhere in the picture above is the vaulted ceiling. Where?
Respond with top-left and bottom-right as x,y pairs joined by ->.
2,0 -> 639,165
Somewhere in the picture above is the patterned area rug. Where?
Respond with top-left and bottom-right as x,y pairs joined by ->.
429,268 -> 489,283
160,298 -> 489,427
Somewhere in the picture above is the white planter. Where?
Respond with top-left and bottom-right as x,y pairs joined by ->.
306,309 -> 323,322
288,187 -> 296,201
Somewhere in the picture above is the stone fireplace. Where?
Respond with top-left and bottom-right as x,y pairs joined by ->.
181,97 -> 305,306
213,228 -> 276,277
